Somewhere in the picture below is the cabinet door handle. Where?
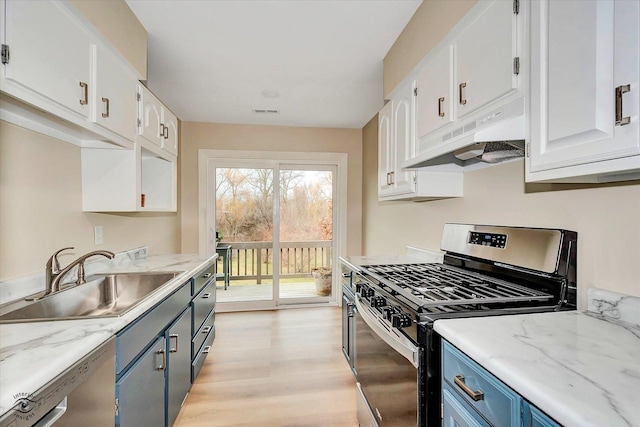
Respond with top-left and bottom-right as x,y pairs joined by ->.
101,97 -> 110,118
156,348 -> 166,371
615,84 -> 631,126
203,345 -> 212,354
201,273 -> 212,279
390,171 -> 395,184
202,326 -> 212,334
164,125 -> 169,139
459,82 -> 467,105
438,97 -> 445,117
454,374 -> 484,401
79,82 -> 88,105
201,293 -> 212,299
160,123 -> 165,138
169,334 -> 179,353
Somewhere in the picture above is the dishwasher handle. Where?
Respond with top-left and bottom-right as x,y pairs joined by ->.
33,397 -> 67,427
355,295 -> 419,368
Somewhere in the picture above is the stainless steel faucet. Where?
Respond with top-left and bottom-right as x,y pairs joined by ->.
39,248 -> 115,298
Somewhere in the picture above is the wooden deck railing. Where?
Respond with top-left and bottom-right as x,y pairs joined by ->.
220,241 -> 332,283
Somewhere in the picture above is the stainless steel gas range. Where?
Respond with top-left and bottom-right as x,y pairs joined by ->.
344,223 -> 577,427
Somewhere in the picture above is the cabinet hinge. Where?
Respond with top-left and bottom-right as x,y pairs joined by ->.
413,173 -> 417,184
513,57 -> 520,75
413,87 -> 418,96
115,398 -> 119,416
137,118 -> 141,128
513,0 -> 520,15
1,44 -> 9,65
526,143 -> 530,158
136,92 -> 141,101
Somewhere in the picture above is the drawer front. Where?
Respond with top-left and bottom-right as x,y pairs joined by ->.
442,341 -> 520,427
192,309 -> 215,355
116,281 -> 191,375
192,262 -> 215,296
191,326 -> 216,381
192,280 -> 216,332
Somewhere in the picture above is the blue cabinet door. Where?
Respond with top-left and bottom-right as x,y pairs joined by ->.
442,387 -> 490,427
167,307 -> 193,427
116,336 -> 166,427
524,401 -> 561,427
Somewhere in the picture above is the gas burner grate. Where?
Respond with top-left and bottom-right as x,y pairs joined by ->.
362,264 -> 553,308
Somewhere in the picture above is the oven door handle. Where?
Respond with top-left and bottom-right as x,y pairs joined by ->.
355,295 -> 419,368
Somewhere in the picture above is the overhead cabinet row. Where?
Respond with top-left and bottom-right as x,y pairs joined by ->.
0,0 -> 179,211
380,0 -> 639,201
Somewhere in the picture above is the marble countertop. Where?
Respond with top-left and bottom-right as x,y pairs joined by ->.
0,253 -> 217,417
435,291 -> 640,426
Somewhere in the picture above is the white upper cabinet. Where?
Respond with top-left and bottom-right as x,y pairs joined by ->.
454,0 -> 518,119
2,0 -> 92,118
416,46 -> 453,139
379,80 -> 463,201
137,84 -> 179,157
527,0 -> 640,182
93,45 -> 137,142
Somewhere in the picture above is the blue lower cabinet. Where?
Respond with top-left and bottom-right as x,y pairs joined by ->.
116,336 -> 166,427
524,401 -> 561,427
442,386 -> 490,427
166,307 -> 193,427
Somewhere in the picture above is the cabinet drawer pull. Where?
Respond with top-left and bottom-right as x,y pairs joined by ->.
79,82 -> 88,105
169,334 -> 179,353
454,374 -> 484,401
201,293 -> 212,299
203,345 -> 212,354
101,97 -> 110,118
202,326 -> 212,334
156,348 -> 166,371
389,171 -> 394,185
438,96 -> 445,117
615,84 -> 631,126
459,82 -> 467,105
201,273 -> 212,279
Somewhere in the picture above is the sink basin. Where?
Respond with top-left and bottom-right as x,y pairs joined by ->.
0,272 -> 179,323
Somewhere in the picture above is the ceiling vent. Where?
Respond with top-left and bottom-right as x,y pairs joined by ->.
253,109 -> 279,114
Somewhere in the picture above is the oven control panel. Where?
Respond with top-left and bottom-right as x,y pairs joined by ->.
468,231 -> 507,249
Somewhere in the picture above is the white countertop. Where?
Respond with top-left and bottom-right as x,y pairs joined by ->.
435,307 -> 640,426
0,253 -> 216,417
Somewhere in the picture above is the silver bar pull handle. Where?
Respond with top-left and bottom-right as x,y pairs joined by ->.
203,345 -> 212,354
201,293 -> 212,299
160,123 -> 165,138
101,97 -> 110,118
201,273 -> 212,279
454,375 -> 484,401
169,334 -> 179,353
459,82 -> 467,105
164,125 -> 169,139
156,348 -> 166,370
438,96 -> 445,117
202,326 -> 212,334
615,84 -> 631,126
79,82 -> 88,105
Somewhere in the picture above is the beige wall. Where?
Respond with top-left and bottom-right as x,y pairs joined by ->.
383,0 -> 476,97
0,122 -> 180,281
70,0 -> 147,79
180,122 -> 363,256
362,114 -> 640,308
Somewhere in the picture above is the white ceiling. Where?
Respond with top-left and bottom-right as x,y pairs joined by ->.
125,0 -> 421,129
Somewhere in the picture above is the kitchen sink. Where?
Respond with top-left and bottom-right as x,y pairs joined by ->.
0,272 -> 179,323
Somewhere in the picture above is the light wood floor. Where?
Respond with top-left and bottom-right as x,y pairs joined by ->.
174,307 -> 358,427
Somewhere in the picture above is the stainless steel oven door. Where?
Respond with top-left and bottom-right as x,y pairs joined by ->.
354,295 -> 419,426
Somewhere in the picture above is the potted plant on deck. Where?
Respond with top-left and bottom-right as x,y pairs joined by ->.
311,267 -> 332,296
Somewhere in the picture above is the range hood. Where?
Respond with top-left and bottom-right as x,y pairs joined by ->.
404,97 -> 526,170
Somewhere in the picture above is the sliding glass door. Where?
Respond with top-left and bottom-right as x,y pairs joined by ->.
210,159 -> 336,309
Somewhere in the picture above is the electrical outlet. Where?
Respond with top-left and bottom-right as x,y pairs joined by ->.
94,225 -> 104,245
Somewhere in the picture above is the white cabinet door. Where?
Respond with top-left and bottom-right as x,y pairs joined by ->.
3,0 -> 91,117
391,81 -> 417,196
378,101 -> 394,196
528,0 -> 640,176
416,46 -> 453,139
162,108 -> 179,156
139,85 -> 163,147
455,0 -> 517,119
94,46 -> 137,142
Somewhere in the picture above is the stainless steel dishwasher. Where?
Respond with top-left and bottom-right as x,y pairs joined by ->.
0,337 -> 115,427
